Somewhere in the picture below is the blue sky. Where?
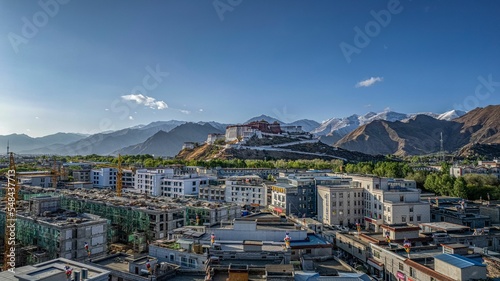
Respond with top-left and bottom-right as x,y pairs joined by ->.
1,0 -> 499,137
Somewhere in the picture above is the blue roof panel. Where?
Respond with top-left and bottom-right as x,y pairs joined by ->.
434,254 -> 485,268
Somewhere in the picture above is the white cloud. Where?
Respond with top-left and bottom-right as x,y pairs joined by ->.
355,77 -> 383,88
105,108 -> 109,111
121,94 -> 168,110
179,109 -> 191,114
35,116 -> 39,119
128,116 -> 134,120
199,109 -> 204,112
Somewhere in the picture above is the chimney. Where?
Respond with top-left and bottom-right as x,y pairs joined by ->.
74,270 -> 81,281
81,268 -> 88,279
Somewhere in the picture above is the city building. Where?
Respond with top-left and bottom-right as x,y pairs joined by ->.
92,254 -> 175,281
431,204 -> 491,229
0,258 -> 110,281
182,142 -> 196,150
160,175 -> 209,198
0,196 -> 108,265
270,176 -> 318,217
450,160 -> 500,179
317,177 -> 364,227
333,174 -> 428,232
91,167 -> 118,188
198,182 -> 225,202
224,175 -> 267,206
17,171 -> 53,188
206,133 -> 225,144
134,168 -> 174,196
72,169 -> 91,182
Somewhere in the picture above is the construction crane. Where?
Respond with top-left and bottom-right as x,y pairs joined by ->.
51,158 -> 65,188
3,153 -> 18,271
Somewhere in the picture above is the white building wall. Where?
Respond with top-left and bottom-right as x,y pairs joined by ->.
91,168 -> 117,188
161,176 -> 209,198
135,169 -> 174,196
317,186 -> 364,227
385,203 -> 430,224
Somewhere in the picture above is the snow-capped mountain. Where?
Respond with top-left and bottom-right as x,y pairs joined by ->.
437,110 -> 467,121
312,111 -> 409,137
312,110 -> 467,138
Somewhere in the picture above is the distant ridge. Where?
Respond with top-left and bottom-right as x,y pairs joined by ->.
335,105 -> 500,156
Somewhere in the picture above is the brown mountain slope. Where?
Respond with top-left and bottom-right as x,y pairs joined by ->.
454,105 -> 500,144
336,115 -> 468,156
335,105 -> 500,156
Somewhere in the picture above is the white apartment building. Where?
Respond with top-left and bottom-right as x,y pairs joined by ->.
224,175 -> 267,206
135,169 -> 174,196
317,177 -> 364,227
382,190 -> 430,225
91,168 -> 117,188
160,175 -> 209,198
18,174 -> 53,188
334,174 -> 429,232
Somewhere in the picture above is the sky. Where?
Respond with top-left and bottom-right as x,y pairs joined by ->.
0,0 -> 499,137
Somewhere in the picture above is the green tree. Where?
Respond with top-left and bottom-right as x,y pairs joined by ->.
452,177 -> 467,198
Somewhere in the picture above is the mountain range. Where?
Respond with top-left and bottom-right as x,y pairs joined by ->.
335,105 -> 500,156
1,107 -> 496,157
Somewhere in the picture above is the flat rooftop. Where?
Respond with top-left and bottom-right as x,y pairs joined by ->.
13,185 -> 241,212
420,222 -> 470,232
290,234 -> 330,247
0,258 -> 110,281
93,254 -> 131,272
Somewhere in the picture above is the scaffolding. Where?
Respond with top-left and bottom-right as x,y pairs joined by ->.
61,196 -> 151,245
0,211 -> 59,267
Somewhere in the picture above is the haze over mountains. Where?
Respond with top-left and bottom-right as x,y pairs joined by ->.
1,107 -> 496,157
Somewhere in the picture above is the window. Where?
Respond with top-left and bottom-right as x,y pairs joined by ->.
409,207 -> 414,212
409,216 -> 414,222
399,263 -> 404,271
400,195 -> 404,202
401,216 -> 406,222
409,267 -> 416,278
417,215 -> 421,221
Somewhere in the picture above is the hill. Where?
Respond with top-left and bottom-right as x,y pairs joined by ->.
176,138 -> 385,162
115,123 -> 223,156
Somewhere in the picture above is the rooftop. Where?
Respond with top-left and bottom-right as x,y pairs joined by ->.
290,234 -> 331,248
0,258 -> 110,281
12,185 -> 240,212
419,222 -> 470,232
434,254 -> 486,268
